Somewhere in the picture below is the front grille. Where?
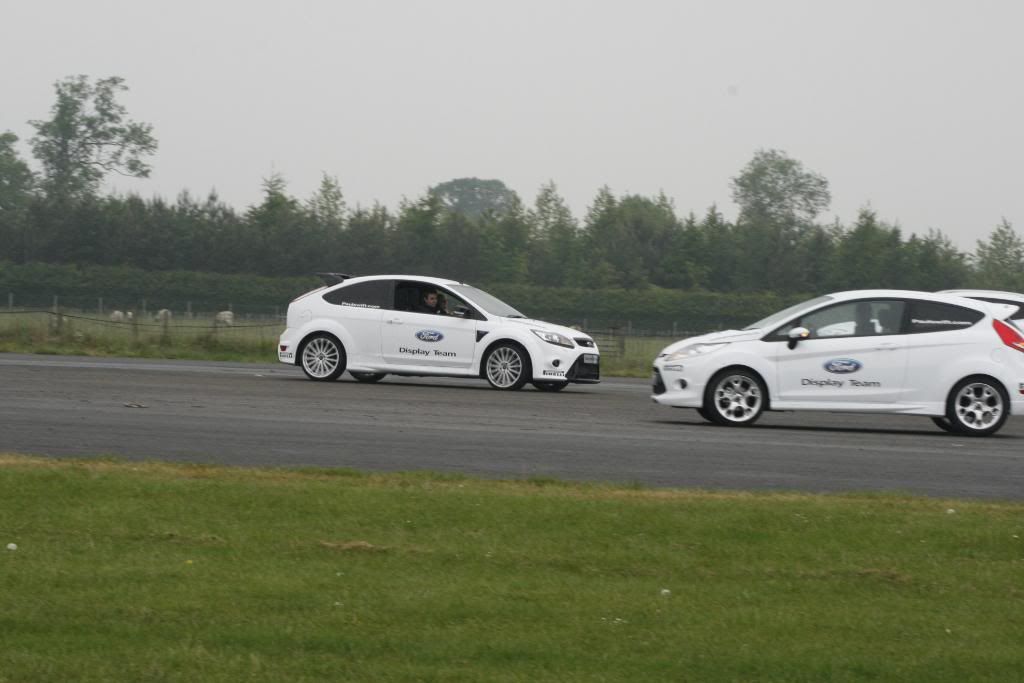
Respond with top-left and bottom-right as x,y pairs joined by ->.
565,354 -> 600,382
652,368 -> 666,394
574,337 -> 595,348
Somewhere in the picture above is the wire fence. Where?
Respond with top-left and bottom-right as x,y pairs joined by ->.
0,310 -> 695,365
1,292 -> 286,320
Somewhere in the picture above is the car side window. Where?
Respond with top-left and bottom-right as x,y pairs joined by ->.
905,300 -> 983,333
394,281 -> 425,311
322,280 -> 391,310
435,288 -> 476,319
774,300 -> 906,339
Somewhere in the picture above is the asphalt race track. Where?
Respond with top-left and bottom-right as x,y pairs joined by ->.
1,353 -> 1022,500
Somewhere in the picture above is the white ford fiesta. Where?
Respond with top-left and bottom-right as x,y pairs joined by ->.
651,290 -> 1024,436
278,274 -> 600,391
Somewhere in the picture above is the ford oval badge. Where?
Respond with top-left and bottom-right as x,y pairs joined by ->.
824,358 -> 862,374
416,329 -> 444,342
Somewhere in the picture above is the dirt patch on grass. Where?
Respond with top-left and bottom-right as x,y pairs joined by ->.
317,540 -> 389,553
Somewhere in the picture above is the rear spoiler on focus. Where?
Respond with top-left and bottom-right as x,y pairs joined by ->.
315,272 -> 353,286
289,273 -> 353,304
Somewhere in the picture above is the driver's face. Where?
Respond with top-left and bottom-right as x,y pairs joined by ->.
424,293 -> 438,307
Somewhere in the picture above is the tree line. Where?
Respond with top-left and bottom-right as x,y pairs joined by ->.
2,75 -> 1023,296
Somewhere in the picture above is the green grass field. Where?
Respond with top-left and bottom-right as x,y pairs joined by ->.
0,311 -> 671,376
1,455 -> 1022,682
0,311 -> 286,363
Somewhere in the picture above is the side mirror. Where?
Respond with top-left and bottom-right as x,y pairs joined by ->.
787,326 -> 810,349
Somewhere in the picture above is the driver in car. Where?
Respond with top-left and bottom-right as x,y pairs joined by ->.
414,289 -> 448,315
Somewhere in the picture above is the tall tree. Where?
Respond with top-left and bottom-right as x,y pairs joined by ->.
429,177 -> 519,219
578,186 -> 625,287
527,181 -> 578,286
306,173 -> 346,228
828,209 -> 903,290
343,204 -> 393,275
30,75 -> 157,200
245,173 -> 313,274
731,149 -> 831,225
392,194 -> 444,275
730,150 -> 831,292
901,230 -> 969,290
0,132 -> 36,262
974,219 -> 1024,290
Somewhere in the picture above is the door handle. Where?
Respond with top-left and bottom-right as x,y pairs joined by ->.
387,318 -> 403,325
874,342 -> 899,350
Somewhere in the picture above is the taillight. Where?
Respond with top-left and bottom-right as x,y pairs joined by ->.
992,319 -> 1024,353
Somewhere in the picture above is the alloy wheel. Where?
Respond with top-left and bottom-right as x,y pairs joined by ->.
953,382 -> 1003,432
302,337 -> 342,379
486,346 -> 525,389
712,374 -> 763,423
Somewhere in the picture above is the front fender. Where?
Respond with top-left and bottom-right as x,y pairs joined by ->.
474,329 -> 542,375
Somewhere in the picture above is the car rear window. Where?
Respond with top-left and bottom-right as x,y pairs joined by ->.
322,280 -> 390,309
906,300 -> 983,333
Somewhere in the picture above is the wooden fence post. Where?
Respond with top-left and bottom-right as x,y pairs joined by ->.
52,295 -> 61,335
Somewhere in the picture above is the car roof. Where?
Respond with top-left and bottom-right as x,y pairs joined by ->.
825,289 -> 988,309
813,289 -> 1022,321
335,274 -> 465,287
938,288 -> 1024,303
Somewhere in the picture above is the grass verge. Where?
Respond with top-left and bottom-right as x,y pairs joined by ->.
0,312 -> 666,376
1,454 -> 1022,682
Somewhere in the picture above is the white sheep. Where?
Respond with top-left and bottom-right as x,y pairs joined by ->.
109,310 -> 125,322
214,310 -> 234,327
155,309 -> 172,324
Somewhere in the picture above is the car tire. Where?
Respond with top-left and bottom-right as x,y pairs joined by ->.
350,371 -> 386,383
945,376 -> 1009,437
532,381 -> 567,392
484,343 -> 531,391
703,369 -> 767,426
930,416 -> 957,433
300,334 -> 346,381
696,407 -> 712,422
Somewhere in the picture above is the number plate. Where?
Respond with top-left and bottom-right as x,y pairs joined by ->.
584,353 -> 599,364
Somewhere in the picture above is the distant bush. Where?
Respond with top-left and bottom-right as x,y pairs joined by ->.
488,284 -> 804,332
0,262 -> 318,314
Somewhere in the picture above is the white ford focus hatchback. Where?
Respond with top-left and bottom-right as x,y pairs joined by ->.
279,274 -> 600,391
651,290 -> 1024,436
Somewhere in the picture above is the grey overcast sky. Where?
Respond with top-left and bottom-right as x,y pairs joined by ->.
2,0 -> 1022,247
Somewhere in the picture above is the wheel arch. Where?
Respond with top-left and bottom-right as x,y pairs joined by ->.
946,372 -> 1008,398
478,337 -> 532,378
704,364 -> 772,411
296,328 -> 347,360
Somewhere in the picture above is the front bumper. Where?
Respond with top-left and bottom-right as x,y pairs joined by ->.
565,353 -> 600,383
531,343 -> 600,384
651,359 -> 713,407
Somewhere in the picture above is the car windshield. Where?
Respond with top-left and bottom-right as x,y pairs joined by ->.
744,295 -> 834,330
449,285 -> 525,318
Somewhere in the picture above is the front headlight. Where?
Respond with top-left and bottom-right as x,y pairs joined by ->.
531,329 -> 574,348
662,342 -> 728,361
